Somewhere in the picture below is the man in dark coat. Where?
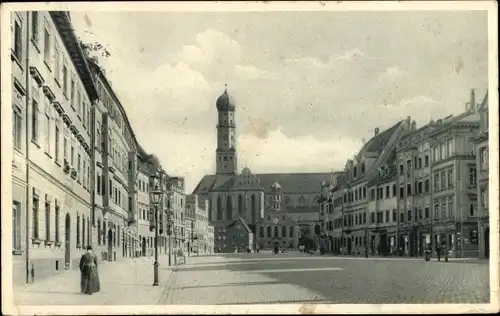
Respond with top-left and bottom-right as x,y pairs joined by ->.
79,245 -> 100,295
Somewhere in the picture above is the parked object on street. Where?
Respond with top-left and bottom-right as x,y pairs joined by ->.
79,246 -> 100,295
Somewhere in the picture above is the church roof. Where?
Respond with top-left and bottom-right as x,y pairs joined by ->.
192,172 -> 332,195
216,86 -> 236,111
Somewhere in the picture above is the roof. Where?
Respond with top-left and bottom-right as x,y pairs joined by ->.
357,121 -> 402,158
50,12 -> 98,102
192,172 -> 332,195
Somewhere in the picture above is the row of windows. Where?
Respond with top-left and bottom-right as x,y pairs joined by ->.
370,184 -> 397,201
399,155 -> 430,176
343,187 -> 367,203
432,139 -> 455,163
31,12 -> 92,136
215,195 -> 258,221
433,168 -> 454,192
258,226 -> 295,238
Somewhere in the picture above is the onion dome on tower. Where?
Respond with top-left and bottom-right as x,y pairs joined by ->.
216,84 -> 236,111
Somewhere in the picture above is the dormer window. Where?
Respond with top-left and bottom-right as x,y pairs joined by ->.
353,166 -> 357,178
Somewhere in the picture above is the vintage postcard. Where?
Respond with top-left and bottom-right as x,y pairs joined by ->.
1,1 -> 499,315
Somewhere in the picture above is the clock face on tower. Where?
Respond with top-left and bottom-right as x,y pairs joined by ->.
273,217 -> 279,225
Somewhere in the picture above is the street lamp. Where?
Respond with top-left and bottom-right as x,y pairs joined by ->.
150,181 -> 163,286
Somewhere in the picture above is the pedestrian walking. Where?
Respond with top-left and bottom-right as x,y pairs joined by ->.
79,246 -> 100,295
436,243 -> 442,261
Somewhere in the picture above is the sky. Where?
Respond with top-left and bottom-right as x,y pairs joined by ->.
69,10 -> 488,193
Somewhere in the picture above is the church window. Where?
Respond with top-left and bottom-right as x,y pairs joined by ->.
217,196 -> 222,220
274,226 -> 279,237
226,196 -> 232,220
259,226 -> 264,237
282,226 -> 287,237
266,226 -> 271,237
250,194 -> 256,224
223,156 -> 228,161
238,195 -> 244,215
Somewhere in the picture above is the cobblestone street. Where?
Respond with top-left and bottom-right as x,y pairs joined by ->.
161,252 -> 490,305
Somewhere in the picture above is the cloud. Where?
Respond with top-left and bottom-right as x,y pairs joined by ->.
284,48 -> 370,69
238,129 -> 363,173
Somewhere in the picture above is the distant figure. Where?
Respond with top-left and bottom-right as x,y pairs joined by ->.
247,247 -> 251,254
436,243 -> 442,261
79,246 -> 100,295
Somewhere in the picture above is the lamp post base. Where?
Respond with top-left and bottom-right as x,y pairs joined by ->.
153,261 -> 159,286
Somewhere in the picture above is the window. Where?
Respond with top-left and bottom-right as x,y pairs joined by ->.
417,182 -> 423,195
54,41 -> 61,82
13,106 -> 22,150
63,137 -> 68,162
469,167 -> 477,186
43,28 -> 51,67
433,147 -> 439,162
441,200 -> 446,219
425,207 -> 430,218
480,148 -> 488,170
399,164 -> 404,175
480,189 -> 488,210
83,102 -> 87,127
13,18 -> 23,61
363,187 -> 366,199
44,112 -> 51,154
77,90 -> 82,118
447,139 -> 454,157
406,160 -> 411,176
440,143 -> 447,160
399,212 -> 404,223
399,186 -> 404,198
418,157 -> 422,169
82,160 -> 87,188
392,184 -> 396,196
385,210 -> 389,222
266,226 -> 271,238
32,196 -> 39,239
418,208 -> 423,220
392,210 -> 397,222
371,213 -> 375,223
447,169 -> 453,189
370,189 -> 375,200
441,171 -> 446,191
282,226 -> 287,237
424,179 -> 430,193
55,126 -> 60,161
55,203 -> 60,243
31,12 -> 39,42
70,79 -> 75,108
385,186 -> 390,198
13,201 -> 22,250
62,63 -> 68,95
434,173 -> 440,192
469,202 -> 476,217
407,210 -> 412,222
31,99 -> 39,142
424,155 -> 429,167
70,145 -> 75,166
434,202 -> 440,220
45,201 -> 50,240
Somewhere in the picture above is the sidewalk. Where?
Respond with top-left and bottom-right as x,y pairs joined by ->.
13,255 -> 176,306
317,252 -> 489,263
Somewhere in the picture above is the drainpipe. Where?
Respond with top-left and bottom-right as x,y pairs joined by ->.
24,12 -> 32,284
89,99 -> 96,244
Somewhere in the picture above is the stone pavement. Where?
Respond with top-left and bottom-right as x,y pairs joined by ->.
13,254 -> 176,306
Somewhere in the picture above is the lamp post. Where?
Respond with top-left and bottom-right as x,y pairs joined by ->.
150,182 -> 163,286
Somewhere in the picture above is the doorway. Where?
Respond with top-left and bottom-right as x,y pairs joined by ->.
142,237 -> 146,257
107,229 -> 113,261
64,214 -> 71,269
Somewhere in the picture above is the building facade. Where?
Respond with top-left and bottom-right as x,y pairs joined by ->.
473,92 -> 489,259
214,217 -> 253,253
256,181 -> 300,251
193,87 -> 333,248
10,11 -> 172,285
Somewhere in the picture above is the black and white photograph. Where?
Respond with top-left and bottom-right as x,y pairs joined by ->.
1,1 -> 498,315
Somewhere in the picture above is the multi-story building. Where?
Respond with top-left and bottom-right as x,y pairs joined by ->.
395,120 -> 433,257
11,11 -> 29,286
187,194 -> 212,255
10,11 -> 100,285
168,177 -> 186,255
87,56 -> 140,262
136,146 -> 155,257
366,154 -> 399,256
185,195 -> 196,256
256,182 -> 300,251
427,90 -> 482,258
473,91 -> 489,259
10,11 -> 173,285
214,217 -> 253,253
337,120 -> 411,256
318,173 -> 343,252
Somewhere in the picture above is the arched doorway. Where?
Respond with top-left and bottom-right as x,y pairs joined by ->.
107,228 -> 113,261
64,214 -> 71,269
485,227 -> 490,259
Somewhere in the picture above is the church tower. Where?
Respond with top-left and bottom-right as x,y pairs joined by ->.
215,85 -> 237,174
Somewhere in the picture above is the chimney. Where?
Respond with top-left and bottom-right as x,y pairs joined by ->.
411,120 -> 417,131
375,127 -> 380,136
467,88 -> 476,112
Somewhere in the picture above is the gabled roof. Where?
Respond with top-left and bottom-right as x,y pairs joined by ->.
357,121 -> 402,159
